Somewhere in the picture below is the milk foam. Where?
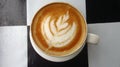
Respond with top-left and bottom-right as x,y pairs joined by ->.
41,11 -> 77,48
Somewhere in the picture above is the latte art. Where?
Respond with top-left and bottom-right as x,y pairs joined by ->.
41,11 -> 77,48
31,3 -> 87,56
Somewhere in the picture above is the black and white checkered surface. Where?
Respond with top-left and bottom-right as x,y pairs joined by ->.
0,0 -> 120,67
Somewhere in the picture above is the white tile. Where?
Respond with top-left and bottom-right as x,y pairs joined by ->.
88,22 -> 120,67
0,26 -> 27,67
27,0 -> 86,25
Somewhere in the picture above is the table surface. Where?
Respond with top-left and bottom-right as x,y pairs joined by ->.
0,0 -> 120,67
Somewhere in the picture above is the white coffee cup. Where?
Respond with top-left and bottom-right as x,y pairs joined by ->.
30,2 -> 99,62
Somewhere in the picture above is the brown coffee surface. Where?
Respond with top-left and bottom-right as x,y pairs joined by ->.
31,2 -> 87,56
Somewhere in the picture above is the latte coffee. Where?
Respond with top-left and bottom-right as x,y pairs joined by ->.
31,2 -> 87,57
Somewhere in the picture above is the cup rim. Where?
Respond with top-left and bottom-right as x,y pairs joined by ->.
29,2 -> 88,62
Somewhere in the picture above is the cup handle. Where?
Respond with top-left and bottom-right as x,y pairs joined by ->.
87,33 -> 99,45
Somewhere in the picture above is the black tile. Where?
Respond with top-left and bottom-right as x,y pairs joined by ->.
28,26 -> 88,67
86,0 -> 120,23
0,0 -> 26,26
